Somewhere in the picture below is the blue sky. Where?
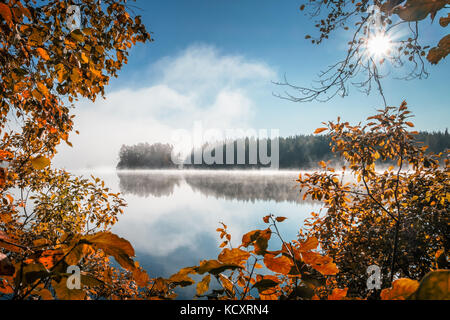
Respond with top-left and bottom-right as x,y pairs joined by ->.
55,0 -> 449,169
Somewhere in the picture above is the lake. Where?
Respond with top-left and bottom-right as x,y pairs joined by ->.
86,169 -> 322,298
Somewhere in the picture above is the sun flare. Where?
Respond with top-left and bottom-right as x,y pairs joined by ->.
366,33 -> 392,58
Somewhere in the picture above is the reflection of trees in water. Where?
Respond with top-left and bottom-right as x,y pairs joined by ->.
184,173 -> 303,203
118,171 -> 314,204
118,172 -> 182,197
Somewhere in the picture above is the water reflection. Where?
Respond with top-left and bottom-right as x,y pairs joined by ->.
117,170 -> 312,203
100,170 -> 320,299
118,171 -> 182,197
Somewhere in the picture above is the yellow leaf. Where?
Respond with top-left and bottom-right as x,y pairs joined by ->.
81,52 -> 89,64
31,156 -> 50,170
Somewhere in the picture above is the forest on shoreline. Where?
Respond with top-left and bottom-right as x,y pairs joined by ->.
117,130 -> 450,169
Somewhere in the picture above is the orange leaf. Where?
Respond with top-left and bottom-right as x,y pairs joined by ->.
218,248 -> 250,265
314,127 -> 327,134
328,288 -> 348,300
36,48 -> 50,60
380,278 -> 419,300
0,253 -> 15,276
0,3 -> 12,25
299,237 -> 319,252
31,156 -> 50,170
196,274 -> 211,296
264,254 -> 293,274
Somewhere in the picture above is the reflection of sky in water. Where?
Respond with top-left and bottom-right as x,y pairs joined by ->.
89,170 -> 322,299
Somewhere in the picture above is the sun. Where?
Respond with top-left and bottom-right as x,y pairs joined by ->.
366,33 -> 392,59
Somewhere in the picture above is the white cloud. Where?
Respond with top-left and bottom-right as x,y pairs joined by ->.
53,45 -> 276,170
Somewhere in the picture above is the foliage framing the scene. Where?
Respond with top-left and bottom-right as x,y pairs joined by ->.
0,0 -> 155,299
0,0 -> 448,300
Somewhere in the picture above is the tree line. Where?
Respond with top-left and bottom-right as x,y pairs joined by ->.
116,130 -> 450,169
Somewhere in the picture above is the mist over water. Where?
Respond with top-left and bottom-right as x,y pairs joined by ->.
77,169 -> 323,298
116,169 -> 318,203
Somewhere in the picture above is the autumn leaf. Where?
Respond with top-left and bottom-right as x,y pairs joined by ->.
263,254 -> 293,274
196,274 -> 211,296
314,261 -> 339,275
298,237 -> 319,252
218,248 -> 250,265
169,267 -> 196,287
53,278 -> 86,300
70,29 -> 85,42
35,288 -> 53,300
83,232 -> 136,272
252,278 -> 279,293
380,278 -> 419,300
302,251 -> 339,275
31,156 -> 50,170
241,228 -> 272,255
36,82 -> 49,96
35,249 -> 64,269
0,253 -> 14,276
328,288 -> 348,300
440,13 -> 450,27
393,0 -> 447,21
219,274 -> 234,295
64,242 -> 94,266
0,3 -> 12,25
0,230 -> 23,253
132,267 -> 149,287
314,127 -> 328,134
275,216 -> 287,222
427,34 -> 450,65
21,263 -> 48,285
411,270 -> 450,300
195,259 -> 243,276
81,273 -> 104,287
36,48 -> 50,60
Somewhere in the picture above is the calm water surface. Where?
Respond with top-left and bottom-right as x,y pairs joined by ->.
87,169 -> 321,298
